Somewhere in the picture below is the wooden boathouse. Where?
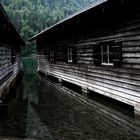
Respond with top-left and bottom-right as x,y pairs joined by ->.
0,4 -> 25,102
29,0 -> 140,114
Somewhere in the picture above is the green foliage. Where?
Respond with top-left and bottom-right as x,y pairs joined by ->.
1,0 -> 96,56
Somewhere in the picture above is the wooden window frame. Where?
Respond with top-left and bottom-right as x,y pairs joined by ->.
49,50 -> 55,62
67,48 -> 73,63
11,50 -> 16,64
101,44 -> 113,66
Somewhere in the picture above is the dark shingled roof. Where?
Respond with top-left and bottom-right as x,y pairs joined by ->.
0,3 -> 25,46
29,0 -> 107,41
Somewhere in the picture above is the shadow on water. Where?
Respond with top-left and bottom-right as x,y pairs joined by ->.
87,90 -> 135,118
0,70 -> 28,138
31,75 -> 140,140
0,57 -> 38,139
0,56 -> 140,140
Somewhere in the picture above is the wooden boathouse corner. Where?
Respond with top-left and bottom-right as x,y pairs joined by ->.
0,4 -> 25,103
29,0 -> 140,115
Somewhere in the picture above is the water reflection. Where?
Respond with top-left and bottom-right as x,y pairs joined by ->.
0,78 -> 28,138
0,57 -> 140,140
33,76 -> 140,140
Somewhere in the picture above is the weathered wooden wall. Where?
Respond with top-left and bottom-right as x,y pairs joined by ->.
35,0 -> 140,114
0,4 -> 24,101
0,43 -> 22,100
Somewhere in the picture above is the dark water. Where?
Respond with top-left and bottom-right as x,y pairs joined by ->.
0,57 -> 140,140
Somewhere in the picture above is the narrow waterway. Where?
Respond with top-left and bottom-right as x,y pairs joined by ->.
0,57 -> 140,140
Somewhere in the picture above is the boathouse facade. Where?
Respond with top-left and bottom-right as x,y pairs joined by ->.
0,4 -> 25,101
29,0 -> 140,114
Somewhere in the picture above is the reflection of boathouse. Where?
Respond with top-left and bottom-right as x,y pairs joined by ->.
0,4 -> 25,101
29,0 -> 140,114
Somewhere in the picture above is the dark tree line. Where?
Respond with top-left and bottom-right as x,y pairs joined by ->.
1,0 -> 96,56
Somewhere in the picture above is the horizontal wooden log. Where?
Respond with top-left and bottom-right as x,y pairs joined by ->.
42,70 -> 139,105
122,53 -> 140,58
122,47 -> 140,52
122,58 -> 140,64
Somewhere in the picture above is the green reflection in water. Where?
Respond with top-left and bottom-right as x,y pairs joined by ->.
22,56 -> 37,75
0,56 -> 53,140
21,56 -> 53,140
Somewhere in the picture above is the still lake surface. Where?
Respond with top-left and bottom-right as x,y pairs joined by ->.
0,57 -> 140,140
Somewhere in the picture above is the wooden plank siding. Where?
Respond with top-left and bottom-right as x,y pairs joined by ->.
0,4 -> 25,101
0,44 -> 22,99
30,0 -> 140,114
37,21 -> 140,114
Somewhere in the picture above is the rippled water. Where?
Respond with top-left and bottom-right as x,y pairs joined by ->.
0,57 -> 140,140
